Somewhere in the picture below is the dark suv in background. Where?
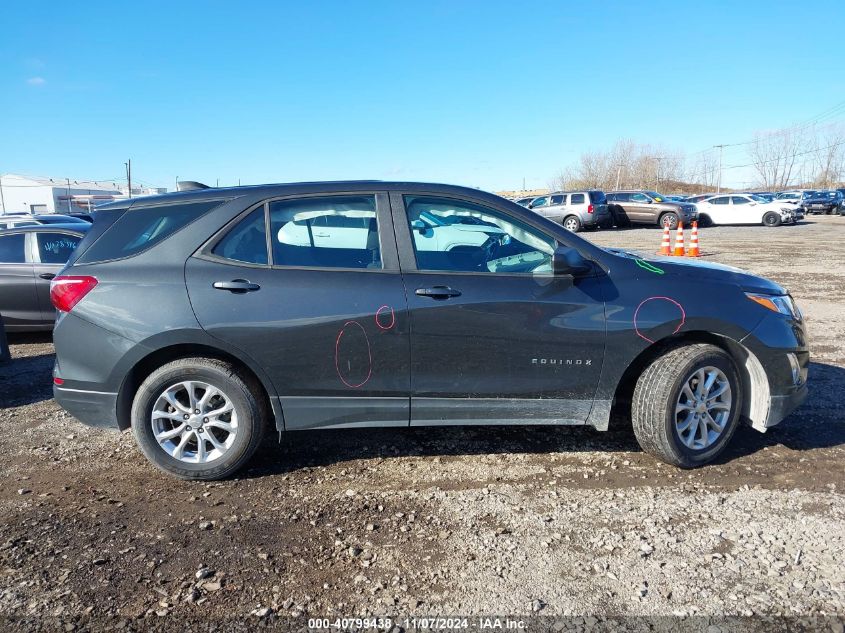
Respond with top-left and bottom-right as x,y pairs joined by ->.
606,190 -> 698,229
51,181 -> 807,480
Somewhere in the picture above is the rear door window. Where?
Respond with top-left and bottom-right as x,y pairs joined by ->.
78,200 -> 224,263
269,196 -> 381,269
550,195 -> 565,205
0,233 -> 26,263
35,232 -> 82,264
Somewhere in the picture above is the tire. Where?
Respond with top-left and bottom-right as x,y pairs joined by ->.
763,212 -> 782,227
660,212 -> 679,230
562,215 -> 582,232
631,344 -> 742,468
610,206 -> 630,228
698,214 -> 713,228
131,357 -> 267,480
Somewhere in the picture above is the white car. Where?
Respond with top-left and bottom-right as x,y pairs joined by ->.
694,194 -> 795,227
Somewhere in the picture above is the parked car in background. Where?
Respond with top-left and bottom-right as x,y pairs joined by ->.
801,190 -> 844,215
0,214 -> 91,230
0,224 -> 88,331
684,193 -> 719,204
513,197 -> 535,207
528,190 -> 610,232
774,190 -> 816,206
605,190 -> 698,229
50,180 -> 807,480
694,194 -> 795,227
663,195 -> 686,202
748,192 -> 776,202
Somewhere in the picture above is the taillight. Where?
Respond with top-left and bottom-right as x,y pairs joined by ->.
587,204 -> 594,214
50,276 -> 98,312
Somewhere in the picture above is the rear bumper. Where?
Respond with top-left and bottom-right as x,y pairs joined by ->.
54,385 -> 120,429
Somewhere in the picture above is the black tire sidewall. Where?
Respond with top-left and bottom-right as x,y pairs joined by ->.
763,212 -> 781,227
132,362 -> 261,479
662,351 -> 742,467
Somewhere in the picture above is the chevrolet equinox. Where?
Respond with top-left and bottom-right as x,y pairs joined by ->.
51,181 -> 808,480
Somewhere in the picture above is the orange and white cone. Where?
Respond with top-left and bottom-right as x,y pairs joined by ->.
672,224 -> 685,257
687,221 -> 701,257
658,224 -> 672,255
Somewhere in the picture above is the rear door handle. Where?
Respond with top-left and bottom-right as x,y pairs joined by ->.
213,279 -> 261,293
415,286 -> 461,299
38,273 -> 56,280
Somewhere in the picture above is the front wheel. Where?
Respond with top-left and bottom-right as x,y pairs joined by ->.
660,212 -> 680,230
562,215 -> 582,232
631,344 -> 742,468
763,212 -> 782,227
131,357 -> 267,480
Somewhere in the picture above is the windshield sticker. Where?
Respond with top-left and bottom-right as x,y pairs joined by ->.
633,296 -> 686,344
635,259 -> 665,275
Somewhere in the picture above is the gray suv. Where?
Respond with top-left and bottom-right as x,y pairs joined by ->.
528,190 -> 610,232
606,191 -> 698,229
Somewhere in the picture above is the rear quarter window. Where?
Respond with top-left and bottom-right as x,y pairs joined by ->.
78,200 -> 224,263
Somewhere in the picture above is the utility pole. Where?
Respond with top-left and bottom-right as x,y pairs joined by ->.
615,164 -> 623,191
125,160 -> 132,198
175,176 -> 179,192
713,145 -> 726,193
0,175 -> 6,215
66,177 -> 72,213
646,156 -> 664,190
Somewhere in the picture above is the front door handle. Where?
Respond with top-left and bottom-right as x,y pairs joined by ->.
415,286 -> 461,299
38,272 -> 56,280
213,279 -> 261,293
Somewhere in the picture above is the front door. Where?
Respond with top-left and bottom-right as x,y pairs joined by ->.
186,193 -> 411,429
391,192 -> 607,426
0,233 -> 39,329
626,192 -> 653,222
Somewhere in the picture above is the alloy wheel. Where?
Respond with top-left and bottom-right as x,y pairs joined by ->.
151,381 -> 238,463
674,366 -> 732,450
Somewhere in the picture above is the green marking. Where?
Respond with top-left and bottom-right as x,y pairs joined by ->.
635,259 -> 665,275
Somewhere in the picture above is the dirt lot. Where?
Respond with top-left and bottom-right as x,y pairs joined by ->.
1,215 -> 844,631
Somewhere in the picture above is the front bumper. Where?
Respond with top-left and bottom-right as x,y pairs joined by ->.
54,385 -> 120,429
767,382 -> 808,428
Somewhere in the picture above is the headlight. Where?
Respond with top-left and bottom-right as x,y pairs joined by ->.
746,293 -> 801,319
780,207 -> 793,213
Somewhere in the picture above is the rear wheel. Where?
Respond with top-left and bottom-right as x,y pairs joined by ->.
631,344 -> 742,468
562,215 -> 582,232
763,212 -> 782,227
660,212 -> 680,230
131,358 -> 267,480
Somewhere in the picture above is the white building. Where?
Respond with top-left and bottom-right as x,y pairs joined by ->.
0,174 -> 167,215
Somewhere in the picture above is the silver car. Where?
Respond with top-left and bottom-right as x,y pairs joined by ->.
528,191 -> 611,232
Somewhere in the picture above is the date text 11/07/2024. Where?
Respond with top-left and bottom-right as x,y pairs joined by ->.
307,617 -> 527,630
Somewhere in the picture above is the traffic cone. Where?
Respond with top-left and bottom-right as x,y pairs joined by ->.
672,224 -> 685,257
687,221 -> 701,257
658,224 -> 671,255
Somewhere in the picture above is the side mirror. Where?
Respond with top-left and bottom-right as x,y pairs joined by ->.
410,220 -> 427,234
552,246 -> 591,276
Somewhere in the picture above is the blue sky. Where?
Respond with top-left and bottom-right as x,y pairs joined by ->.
2,0 -> 844,191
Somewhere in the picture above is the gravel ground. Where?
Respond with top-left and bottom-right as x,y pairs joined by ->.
1,215 -> 844,631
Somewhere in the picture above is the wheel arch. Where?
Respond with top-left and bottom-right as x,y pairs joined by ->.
608,330 -> 769,432
115,343 -> 282,432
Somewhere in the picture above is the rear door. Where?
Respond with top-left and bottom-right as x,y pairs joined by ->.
392,192 -> 606,426
707,196 -> 732,224
30,230 -> 84,322
0,232 -> 39,328
186,192 -> 411,430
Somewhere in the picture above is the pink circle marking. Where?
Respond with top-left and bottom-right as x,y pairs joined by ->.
334,320 -> 372,388
633,296 -> 686,344
375,305 -> 395,330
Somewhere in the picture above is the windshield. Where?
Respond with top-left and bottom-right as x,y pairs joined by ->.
644,191 -> 666,202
